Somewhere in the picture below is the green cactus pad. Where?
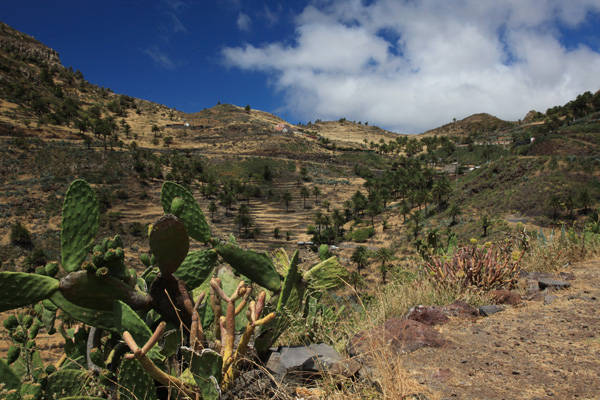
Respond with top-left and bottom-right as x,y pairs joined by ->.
213,242 -> 281,292
50,292 -> 116,331
174,249 -> 218,291
59,271 -> 151,312
6,346 -> 20,365
181,347 -> 222,400
45,369 -> 94,398
161,181 -> 211,243
61,180 -> 100,272
0,272 -> 60,312
20,381 -> 43,400
0,357 -> 20,400
149,214 -> 190,276
118,358 -> 158,400
113,301 -> 164,365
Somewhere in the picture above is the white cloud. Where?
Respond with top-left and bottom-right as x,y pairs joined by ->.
237,12 -> 252,32
222,0 -> 600,133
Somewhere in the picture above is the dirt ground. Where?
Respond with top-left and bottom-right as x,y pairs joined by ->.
402,259 -> 600,400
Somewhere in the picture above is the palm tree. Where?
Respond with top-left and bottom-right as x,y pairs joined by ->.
579,188 -> 592,214
400,200 -> 411,223
481,215 -> 492,237
548,194 -> 561,220
208,201 -> 218,221
332,208 -> 345,235
312,186 -> 321,203
300,186 -> 310,208
322,200 -> 331,212
348,271 -> 365,293
282,191 -> 292,212
375,247 -> 395,284
448,203 -> 462,225
351,245 -> 369,276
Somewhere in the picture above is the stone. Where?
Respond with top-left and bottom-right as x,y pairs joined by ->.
407,306 -> 450,326
478,305 -> 504,317
266,343 -> 360,381
431,368 -> 453,382
538,278 -> 571,290
347,318 -> 446,359
443,300 -> 480,318
544,295 -> 558,305
490,289 -> 522,306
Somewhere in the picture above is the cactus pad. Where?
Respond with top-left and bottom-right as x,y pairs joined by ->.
161,181 -> 211,243
118,358 -> 158,400
0,357 -> 20,400
181,347 -> 222,400
59,271 -> 151,311
0,272 -> 60,312
61,180 -> 100,272
50,292 -> 116,331
149,214 -> 189,276
113,301 -> 164,364
174,249 -> 218,291
44,369 -> 94,398
213,242 -> 281,292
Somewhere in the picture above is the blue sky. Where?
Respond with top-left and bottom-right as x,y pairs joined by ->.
3,0 -> 600,133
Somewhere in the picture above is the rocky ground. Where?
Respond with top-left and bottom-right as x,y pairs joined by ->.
388,259 -> 600,400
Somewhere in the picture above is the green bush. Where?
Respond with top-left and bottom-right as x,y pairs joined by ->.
10,222 -> 32,247
344,227 -> 375,242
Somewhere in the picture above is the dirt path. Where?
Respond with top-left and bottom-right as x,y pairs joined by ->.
402,259 -> 600,400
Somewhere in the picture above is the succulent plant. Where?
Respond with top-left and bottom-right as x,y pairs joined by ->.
0,179 -> 347,399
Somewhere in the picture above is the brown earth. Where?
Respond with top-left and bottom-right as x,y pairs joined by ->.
400,259 -> 600,400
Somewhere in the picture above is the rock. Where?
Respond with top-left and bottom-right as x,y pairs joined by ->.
407,306 -> 450,326
431,368 -> 453,382
538,278 -> 571,290
443,301 -> 480,318
478,305 -> 504,317
490,289 -> 522,306
544,295 -> 558,305
266,343 -> 360,381
347,319 -> 446,359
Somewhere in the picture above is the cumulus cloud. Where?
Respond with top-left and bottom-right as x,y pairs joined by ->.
222,0 -> 600,133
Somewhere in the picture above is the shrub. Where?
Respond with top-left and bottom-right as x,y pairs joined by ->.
345,227 -> 375,242
10,222 -> 32,247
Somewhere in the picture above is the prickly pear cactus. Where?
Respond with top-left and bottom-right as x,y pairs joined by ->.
61,179 -> 100,272
174,249 -> 218,291
0,272 -> 60,312
88,235 -> 130,281
0,357 -> 20,400
59,271 -> 150,311
212,241 -> 281,292
50,292 -> 117,331
149,214 -> 189,276
113,301 -> 164,364
181,347 -> 222,400
161,181 -> 211,243
118,359 -> 158,400
44,368 -> 95,397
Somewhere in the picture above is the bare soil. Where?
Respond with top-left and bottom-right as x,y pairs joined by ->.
401,259 -> 600,400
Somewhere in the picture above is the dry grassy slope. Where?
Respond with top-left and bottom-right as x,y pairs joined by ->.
419,113 -> 516,138
308,120 -> 406,146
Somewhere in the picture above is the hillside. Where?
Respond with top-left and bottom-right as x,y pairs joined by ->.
1,21 -> 600,400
